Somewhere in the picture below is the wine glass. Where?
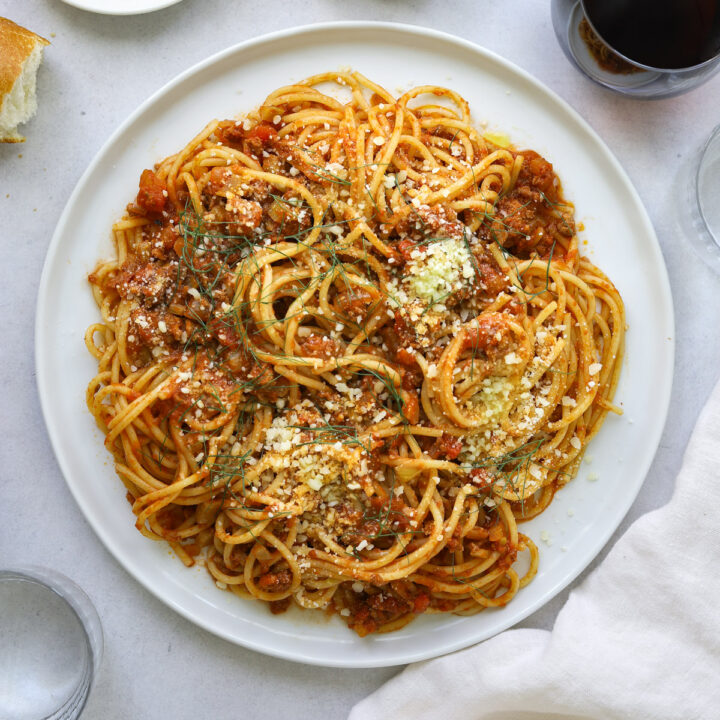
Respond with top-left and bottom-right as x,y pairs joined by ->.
552,0 -> 720,98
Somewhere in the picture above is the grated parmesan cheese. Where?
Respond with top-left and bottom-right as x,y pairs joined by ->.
399,236 -> 475,307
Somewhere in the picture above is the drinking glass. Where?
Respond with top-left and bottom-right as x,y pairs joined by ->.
688,125 -> 720,273
0,567 -> 103,720
552,0 -> 720,98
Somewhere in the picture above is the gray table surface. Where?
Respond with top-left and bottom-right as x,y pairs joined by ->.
2,1 -> 719,718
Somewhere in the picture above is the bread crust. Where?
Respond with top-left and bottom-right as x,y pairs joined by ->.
0,17 -> 49,143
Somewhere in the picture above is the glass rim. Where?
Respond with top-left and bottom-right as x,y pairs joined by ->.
0,565 -> 103,675
579,0 -> 720,74
696,123 -> 720,246
0,566 -> 103,718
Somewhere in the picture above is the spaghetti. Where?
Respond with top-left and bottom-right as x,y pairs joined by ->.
86,71 -> 624,635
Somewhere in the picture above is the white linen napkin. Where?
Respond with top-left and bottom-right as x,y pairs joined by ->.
350,379 -> 720,720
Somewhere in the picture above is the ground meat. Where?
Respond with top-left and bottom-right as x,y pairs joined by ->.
468,467 -> 494,489
345,590 -> 413,637
399,363 -> 423,391
203,194 -> 263,237
327,501 -> 371,537
392,203 -> 465,242
244,360 -> 281,398
470,242 -> 509,299
493,195 -> 554,257
339,518 -> 381,549
490,150 -> 575,258
243,123 -> 279,156
336,287 -> 375,320
266,190 -> 313,237
205,166 -> 272,205
381,313 -> 421,360
313,384 -> 381,430
368,495 -> 413,533
271,137 -> 319,180
336,494 -> 413,548
154,353 -> 240,422
262,153 -> 284,175
517,150 -> 558,201
149,225 -> 179,260
217,122 -> 246,146
224,193 -> 263,235
113,260 -> 177,304
299,334 -> 344,360
215,121 -> 277,151
428,433 -> 463,460
256,569 -> 293,593
415,203 -> 465,240
129,307 -> 188,348
206,315 -> 241,348
462,312 -> 517,363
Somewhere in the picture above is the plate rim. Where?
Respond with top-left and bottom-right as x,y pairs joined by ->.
58,0 -> 184,16
35,20 -> 675,667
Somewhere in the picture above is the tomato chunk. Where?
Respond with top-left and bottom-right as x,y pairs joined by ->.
413,592 -> 431,614
136,169 -> 167,215
247,123 -> 277,144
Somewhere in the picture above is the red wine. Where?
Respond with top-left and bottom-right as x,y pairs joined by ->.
582,0 -> 720,69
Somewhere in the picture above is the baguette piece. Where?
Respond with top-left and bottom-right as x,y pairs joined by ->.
0,17 -> 49,143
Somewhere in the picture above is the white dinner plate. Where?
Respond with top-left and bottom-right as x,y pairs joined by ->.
58,0 -> 183,16
36,22 -> 674,667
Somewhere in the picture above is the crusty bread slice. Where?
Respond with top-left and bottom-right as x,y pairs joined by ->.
0,17 -> 49,143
